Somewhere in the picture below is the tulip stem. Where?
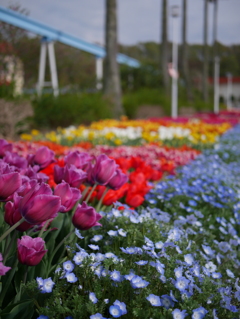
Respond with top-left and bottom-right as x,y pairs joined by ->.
3,230 -> 18,264
39,219 -> 51,238
48,229 -> 75,275
0,259 -> 18,307
79,186 -> 90,204
96,187 -> 109,212
0,218 -> 25,243
85,184 -> 97,204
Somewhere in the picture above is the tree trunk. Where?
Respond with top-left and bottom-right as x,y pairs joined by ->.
161,0 -> 169,92
103,0 -> 123,118
202,0 -> 209,102
181,0 -> 192,101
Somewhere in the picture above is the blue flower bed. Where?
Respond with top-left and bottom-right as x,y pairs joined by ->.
31,126 -> 240,318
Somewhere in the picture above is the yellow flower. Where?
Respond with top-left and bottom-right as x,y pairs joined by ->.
20,133 -> 32,141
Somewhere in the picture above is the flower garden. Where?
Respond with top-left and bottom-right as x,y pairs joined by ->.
0,110 -> 240,319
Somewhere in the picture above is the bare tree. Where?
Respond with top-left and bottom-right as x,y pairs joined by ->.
181,0 -> 192,101
161,0 -> 169,91
103,0 -> 124,118
202,0 -> 209,102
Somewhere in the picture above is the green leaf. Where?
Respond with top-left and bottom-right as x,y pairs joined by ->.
0,299 -> 34,319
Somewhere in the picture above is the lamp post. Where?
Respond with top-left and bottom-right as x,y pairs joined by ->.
226,72 -> 232,110
213,56 -> 220,114
170,5 -> 180,118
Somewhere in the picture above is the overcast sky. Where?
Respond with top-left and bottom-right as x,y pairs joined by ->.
0,0 -> 240,46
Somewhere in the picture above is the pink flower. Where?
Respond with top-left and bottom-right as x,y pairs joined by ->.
107,169 -> 128,190
72,202 -> 102,230
0,163 -> 22,201
4,193 -> 32,231
91,154 -> 118,185
64,151 -> 92,169
19,183 -> 61,224
0,139 -> 13,157
17,235 -> 47,266
28,146 -> 55,169
54,164 -> 87,188
0,253 -> 11,275
54,181 -> 81,213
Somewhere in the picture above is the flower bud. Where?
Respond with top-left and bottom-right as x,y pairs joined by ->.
107,169 -> 128,190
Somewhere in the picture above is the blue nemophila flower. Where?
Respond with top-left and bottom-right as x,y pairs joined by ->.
63,260 -> 74,273
105,252 -> 118,259
38,277 -> 55,293
168,228 -> 182,241
155,241 -> 164,249
65,317 -> 74,319
88,244 -> 99,250
75,228 -> 84,239
37,316 -> 49,319
212,309 -> 219,319
135,260 -> 148,266
118,228 -> 127,237
218,241 -> 231,253
205,261 -> 217,273
189,200 -> 197,207
174,266 -> 183,278
146,294 -> 162,306
212,272 -> 222,279
161,294 -> 175,309
90,313 -> 105,319
172,309 -> 188,319
184,254 -> 194,266
202,244 -> 215,256
130,275 -> 149,288
175,276 -> 190,292
192,306 -> 208,319
108,230 -> 118,236
226,269 -> 235,278
65,272 -> 78,283
73,251 -> 88,265
91,235 -> 103,242
120,247 -> 136,254
124,270 -> 135,281
113,300 -> 127,315
110,270 -> 122,282
89,292 -> 98,304
109,304 -> 122,318
155,261 -> 165,275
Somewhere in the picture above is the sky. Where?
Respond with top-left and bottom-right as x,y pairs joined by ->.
0,0 -> 240,47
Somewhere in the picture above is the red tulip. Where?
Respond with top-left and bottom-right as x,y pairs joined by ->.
17,235 -> 47,266
72,202 -> 102,230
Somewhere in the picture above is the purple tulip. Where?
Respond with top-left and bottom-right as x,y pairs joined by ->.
72,202 -> 102,230
28,146 -> 56,169
0,163 -> 22,201
54,164 -> 87,188
17,235 -> 47,266
3,151 -> 28,171
91,154 -> 118,185
107,169 -> 129,190
19,183 -> 61,224
5,193 -> 32,231
0,139 -> 13,157
54,181 -> 81,213
23,166 -> 49,183
0,253 -> 11,276
64,151 -> 92,169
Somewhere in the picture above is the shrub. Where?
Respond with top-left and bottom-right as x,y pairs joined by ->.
31,93 -> 113,129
